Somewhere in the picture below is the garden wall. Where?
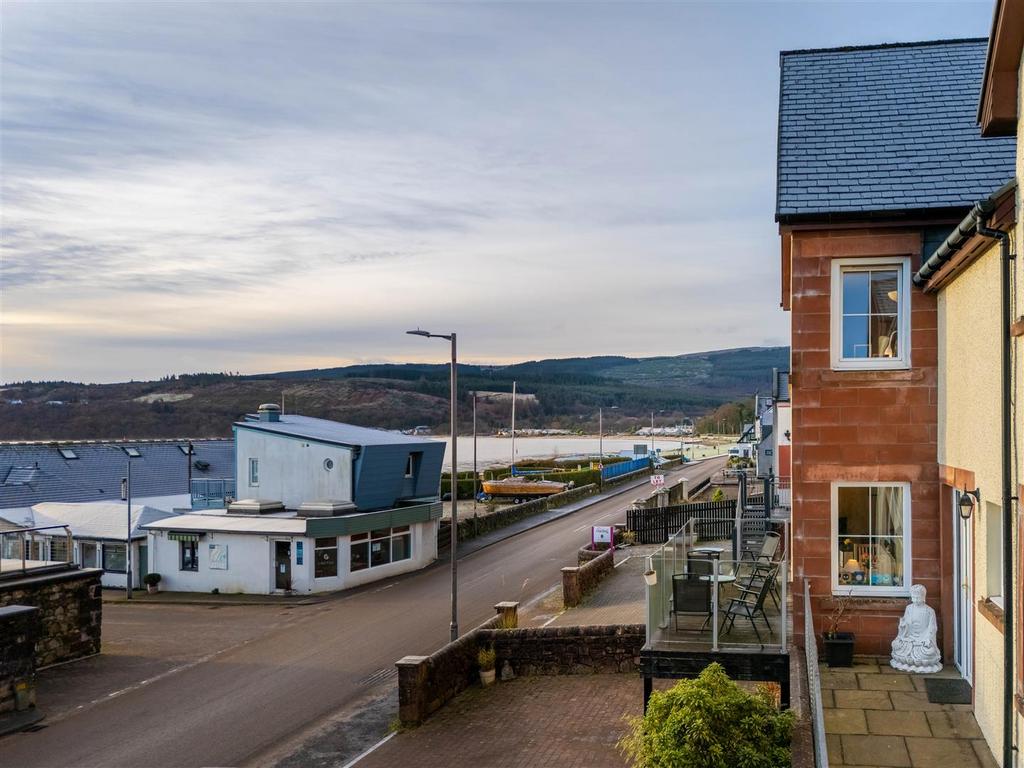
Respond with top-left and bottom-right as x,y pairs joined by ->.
0,605 -> 39,715
396,600 -> 644,726
0,567 -> 103,668
561,548 -> 615,608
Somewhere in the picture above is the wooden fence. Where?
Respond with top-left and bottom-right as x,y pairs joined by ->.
626,495 -> 767,545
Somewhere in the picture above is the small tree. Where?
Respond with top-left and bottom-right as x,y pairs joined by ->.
711,488 -> 725,503
619,663 -> 793,768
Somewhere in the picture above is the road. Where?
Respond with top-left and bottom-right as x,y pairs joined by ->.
1,456 -> 725,768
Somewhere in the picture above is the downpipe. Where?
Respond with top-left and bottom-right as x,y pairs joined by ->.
977,218 -> 1017,768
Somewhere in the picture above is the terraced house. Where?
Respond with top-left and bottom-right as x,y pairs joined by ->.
776,34 -> 1019,759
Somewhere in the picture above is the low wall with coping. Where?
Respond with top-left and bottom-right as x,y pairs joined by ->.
561,547 -> 615,608
396,600 -> 644,726
480,624 -> 644,676
0,567 -> 103,668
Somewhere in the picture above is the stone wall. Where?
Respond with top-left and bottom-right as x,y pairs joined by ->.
480,624 -> 644,676
396,602 -> 644,726
0,568 -> 102,668
562,548 -> 614,608
0,605 -> 39,715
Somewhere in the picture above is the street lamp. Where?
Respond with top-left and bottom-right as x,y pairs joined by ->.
407,328 -> 460,641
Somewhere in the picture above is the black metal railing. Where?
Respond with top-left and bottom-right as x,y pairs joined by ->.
627,495 -> 766,545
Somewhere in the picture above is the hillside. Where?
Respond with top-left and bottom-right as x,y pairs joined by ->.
0,346 -> 788,440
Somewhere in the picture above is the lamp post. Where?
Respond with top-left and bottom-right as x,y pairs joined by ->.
472,392 -> 478,511
408,328 -> 459,641
122,461 -> 132,600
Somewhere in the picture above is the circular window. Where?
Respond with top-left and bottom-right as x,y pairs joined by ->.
323,458 -> 334,471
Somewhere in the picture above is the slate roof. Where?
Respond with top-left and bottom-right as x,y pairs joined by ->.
0,439 -> 234,511
236,414 -> 442,449
777,39 -> 1017,221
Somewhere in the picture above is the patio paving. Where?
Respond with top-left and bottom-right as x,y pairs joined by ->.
821,657 -> 998,768
357,675 -> 639,768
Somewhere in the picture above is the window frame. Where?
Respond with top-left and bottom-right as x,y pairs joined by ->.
248,457 -> 259,487
314,536 -> 339,579
102,542 -> 127,573
349,527 -> 412,573
404,454 -> 415,478
830,256 -> 912,371
830,481 -> 912,597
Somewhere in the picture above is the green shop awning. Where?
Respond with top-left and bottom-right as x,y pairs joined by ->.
166,532 -> 205,542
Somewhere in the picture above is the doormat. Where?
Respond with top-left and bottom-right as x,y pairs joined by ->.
924,677 -> 972,704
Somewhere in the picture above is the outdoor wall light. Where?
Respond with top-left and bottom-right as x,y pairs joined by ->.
958,487 -> 981,520
784,430 -> 791,441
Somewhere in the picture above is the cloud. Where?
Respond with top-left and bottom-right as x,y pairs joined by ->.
0,1 -> 987,382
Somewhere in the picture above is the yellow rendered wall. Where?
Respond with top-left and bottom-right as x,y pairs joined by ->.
937,240 -> 1006,756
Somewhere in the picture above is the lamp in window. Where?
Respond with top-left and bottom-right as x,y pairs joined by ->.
958,488 -> 980,520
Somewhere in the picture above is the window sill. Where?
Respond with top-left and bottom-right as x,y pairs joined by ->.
977,597 -> 1005,634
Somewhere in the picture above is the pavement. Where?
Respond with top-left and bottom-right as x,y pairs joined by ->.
821,657 -> 998,768
357,675 -> 641,768
0,455 -> 725,768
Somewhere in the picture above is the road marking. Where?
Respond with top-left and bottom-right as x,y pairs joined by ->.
540,612 -> 564,628
340,731 -> 396,768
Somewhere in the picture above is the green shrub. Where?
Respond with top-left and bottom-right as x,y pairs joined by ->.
143,572 -> 162,586
711,488 -> 725,502
477,645 -> 496,671
618,663 -> 793,768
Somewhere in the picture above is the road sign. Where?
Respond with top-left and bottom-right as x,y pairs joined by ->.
592,525 -> 614,548
650,474 -> 666,488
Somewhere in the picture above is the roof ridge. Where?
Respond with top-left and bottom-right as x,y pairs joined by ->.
780,37 -> 987,57
0,437 -> 233,446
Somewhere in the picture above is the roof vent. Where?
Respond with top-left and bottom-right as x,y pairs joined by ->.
298,500 -> 357,518
227,499 -> 286,515
257,403 -> 281,422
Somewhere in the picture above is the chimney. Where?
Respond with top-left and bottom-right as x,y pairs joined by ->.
257,403 -> 281,422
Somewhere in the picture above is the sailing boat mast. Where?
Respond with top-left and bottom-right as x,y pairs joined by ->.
511,381 -> 517,475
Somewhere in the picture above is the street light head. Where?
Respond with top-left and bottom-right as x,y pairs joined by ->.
406,329 -> 432,338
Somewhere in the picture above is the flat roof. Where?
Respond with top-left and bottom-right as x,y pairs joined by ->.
144,514 -> 306,536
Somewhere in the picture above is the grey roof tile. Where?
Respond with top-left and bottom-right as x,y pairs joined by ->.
0,439 -> 234,510
776,39 -> 1015,219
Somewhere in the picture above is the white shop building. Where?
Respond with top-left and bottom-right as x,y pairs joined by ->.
143,405 -> 445,594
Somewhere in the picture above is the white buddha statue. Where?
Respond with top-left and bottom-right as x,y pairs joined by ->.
890,584 -> 942,674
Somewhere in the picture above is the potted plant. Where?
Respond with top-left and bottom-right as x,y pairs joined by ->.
822,592 -> 855,667
478,646 -> 496,686
143,573 -> 162,595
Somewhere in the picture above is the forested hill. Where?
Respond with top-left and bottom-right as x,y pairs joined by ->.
1,346 -> 788,440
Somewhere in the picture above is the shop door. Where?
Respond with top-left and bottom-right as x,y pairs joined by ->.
274,541 -> 291,590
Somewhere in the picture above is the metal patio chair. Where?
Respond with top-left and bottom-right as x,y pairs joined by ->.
671,572 -> 712,632
736,560 -> 780,610
720,564 -> 777,642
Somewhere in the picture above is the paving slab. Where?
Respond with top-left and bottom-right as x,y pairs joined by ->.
833,689 -> 893,710
865,709 -> 931,737
972,738 -> 1000,767
840,733 -> 912,767
858,672 -> 915,691
925,710 -> 983,739
824,707 -> 868,735
888,691 -> 945,711
905,735 -> 981,767
820,671 -> 859,690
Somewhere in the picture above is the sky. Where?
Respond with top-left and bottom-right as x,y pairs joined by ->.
0,1 -> 993,383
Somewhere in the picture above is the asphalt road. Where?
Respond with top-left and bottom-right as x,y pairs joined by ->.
2,456 -> 725,768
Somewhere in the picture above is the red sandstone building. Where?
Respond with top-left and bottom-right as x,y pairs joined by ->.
776,39 -> 1016,655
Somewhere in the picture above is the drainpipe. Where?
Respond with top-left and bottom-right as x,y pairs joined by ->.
976,217 -> 1016,768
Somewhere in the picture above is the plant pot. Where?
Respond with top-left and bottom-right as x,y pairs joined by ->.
823,632 -> 855,667
479,668 -> 496,686
147,584 -> 159,594
643,570 -> 657,586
